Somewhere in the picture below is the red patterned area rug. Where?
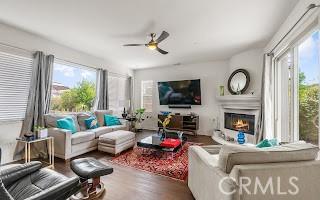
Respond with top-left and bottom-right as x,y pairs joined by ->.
110,142 -> 200,181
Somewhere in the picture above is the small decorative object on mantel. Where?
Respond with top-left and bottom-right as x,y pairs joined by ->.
228,69 -> 250,95
219,86 -> 224,96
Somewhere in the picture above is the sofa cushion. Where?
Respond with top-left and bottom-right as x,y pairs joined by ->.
71,131 -> 95,145
95,110 -> 113,126
77,113 -> 92,131
89,127 -> 113,138
44,114 -> 80,132
110,124 -> 127,131
99,130 -> 135,145
218,142 -> 319,173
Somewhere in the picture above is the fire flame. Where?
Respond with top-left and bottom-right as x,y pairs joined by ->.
233,119 -> 249,130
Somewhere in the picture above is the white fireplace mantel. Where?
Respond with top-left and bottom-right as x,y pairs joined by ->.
216,95 -> 261,110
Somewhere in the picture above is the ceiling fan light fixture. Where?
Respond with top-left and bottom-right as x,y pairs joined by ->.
147,43 -> 157,50
123,31 -> 169,54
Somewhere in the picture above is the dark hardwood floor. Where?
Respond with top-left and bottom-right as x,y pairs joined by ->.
53,130 -> 215,200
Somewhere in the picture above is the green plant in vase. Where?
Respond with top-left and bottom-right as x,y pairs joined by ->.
34,126 -> 48,139
134,108 -> 146,131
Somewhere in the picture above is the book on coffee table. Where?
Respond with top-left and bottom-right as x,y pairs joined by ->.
160,138 -> 181,148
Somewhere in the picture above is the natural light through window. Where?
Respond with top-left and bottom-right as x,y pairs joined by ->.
50,62 -> 96,113
298,31 -> 320,145
141,80 -> 153,112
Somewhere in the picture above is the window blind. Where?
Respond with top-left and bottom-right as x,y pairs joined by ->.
141,80 -> 153,112
108,73 -> 129,117
0,51 -> 33,121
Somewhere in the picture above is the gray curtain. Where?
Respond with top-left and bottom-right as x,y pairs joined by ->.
95,69 -> 108,110
15,51 -> 54,159
256,53 -> 274,143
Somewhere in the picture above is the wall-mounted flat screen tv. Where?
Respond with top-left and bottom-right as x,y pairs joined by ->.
157,79 -> 201,105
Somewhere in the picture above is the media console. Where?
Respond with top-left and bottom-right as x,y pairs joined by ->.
158,114 -> 199,135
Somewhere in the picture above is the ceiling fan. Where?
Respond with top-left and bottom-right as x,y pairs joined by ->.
123,31 -> 169,54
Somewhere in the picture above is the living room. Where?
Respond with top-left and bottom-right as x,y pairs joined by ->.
0,0 -> 320,200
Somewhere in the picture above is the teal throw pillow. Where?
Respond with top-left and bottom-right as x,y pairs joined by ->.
256,139 -> 272,148
269,138 -> 279,146
104,114 -> 121,126
85,116 -> 99,129
56,117 -> 77,134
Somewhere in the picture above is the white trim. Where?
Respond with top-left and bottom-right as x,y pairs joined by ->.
216,95 -> 260,110
54,58 -> 97,72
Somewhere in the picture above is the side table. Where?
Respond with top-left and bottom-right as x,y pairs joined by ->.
17,137 -> 54,169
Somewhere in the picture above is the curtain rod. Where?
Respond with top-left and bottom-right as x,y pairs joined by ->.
267,4 -> 320,56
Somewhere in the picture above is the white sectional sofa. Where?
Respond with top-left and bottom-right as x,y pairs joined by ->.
188,142 -> 320,200
45,110 -> 129,160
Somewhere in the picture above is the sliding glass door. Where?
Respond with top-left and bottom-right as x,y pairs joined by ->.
275,30 -> 320,145
297,31 -> 320,145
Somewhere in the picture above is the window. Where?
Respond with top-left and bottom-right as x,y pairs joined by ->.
275,30 -> 320,145
297,31 -> 319,145
0,51 -> 33,121
141,80 -> 153,112
108,74 -> 129,117
275,50 -> 294,142
50,60 -> 96,113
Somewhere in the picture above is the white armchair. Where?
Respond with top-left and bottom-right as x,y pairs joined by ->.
188,143 -> 320,200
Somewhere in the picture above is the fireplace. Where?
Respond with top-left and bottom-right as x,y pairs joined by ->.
224,112 -> 255,135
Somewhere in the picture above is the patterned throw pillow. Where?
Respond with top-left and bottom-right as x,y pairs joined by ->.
84,116 -> 99,129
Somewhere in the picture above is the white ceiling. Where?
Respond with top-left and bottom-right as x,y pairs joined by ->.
0,0 -> 298,69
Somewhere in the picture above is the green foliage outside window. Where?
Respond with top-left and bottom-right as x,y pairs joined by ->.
51,80 -> 96,112
299,71 -> 319,144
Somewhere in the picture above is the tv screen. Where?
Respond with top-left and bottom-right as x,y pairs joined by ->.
157,79 -> 201,105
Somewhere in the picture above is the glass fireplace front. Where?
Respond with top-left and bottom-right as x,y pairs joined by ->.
224,112 -> 255,135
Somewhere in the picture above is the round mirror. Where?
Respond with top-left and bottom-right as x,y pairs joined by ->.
228,69 -> 250,95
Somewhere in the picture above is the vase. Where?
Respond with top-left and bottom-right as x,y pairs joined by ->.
135,122 -> 142,131
237,131 -> 245,144
160,129 -> 166,141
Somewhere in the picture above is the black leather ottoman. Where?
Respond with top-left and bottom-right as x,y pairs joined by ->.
70,157 -> 113,199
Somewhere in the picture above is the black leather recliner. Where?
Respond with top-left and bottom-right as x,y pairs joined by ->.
0,148 -> 81,200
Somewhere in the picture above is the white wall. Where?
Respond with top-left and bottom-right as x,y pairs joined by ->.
0,22 -> 132,164
133,61 -> 229,136
228,48 -> 264,95
133,48 -> 264,136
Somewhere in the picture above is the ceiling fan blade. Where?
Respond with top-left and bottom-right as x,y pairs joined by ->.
123,44 -> 145,46
156,47 -> 168,54
155,31 -> 169,43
